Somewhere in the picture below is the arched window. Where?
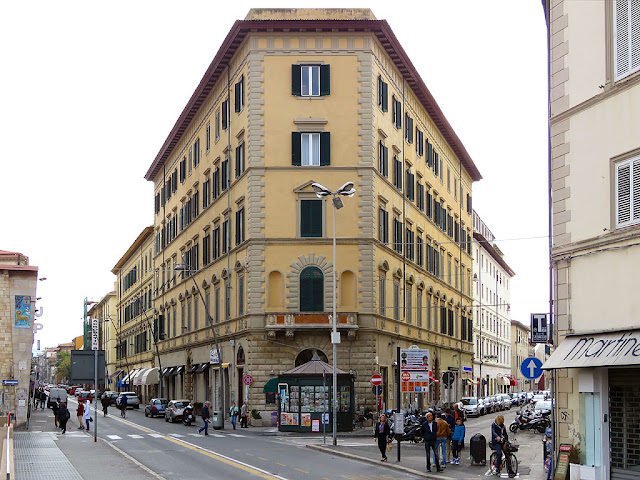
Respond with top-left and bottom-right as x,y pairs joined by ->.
236,346 -> 245,365
295,348 -> 328,367
300,266 -> 323,312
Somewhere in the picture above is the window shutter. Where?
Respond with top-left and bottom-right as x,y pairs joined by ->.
235,80 -> 241,112
382,82 -> 388,112
614,0 -> 640,80
292,65 -> 301,96
320,132 -> 330,166
320,65 -> 330,96
291,132 -> 302,165
617,161 -> 632,225
222,101 -> 228,129
427,140 -> 433,167
383,144 -> 388,176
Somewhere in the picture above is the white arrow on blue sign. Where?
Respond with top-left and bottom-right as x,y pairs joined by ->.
520,357 -> 543,379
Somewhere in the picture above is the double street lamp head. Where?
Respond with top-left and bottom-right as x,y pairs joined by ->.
311,181 -> 356,200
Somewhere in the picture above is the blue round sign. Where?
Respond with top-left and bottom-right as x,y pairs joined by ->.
520,357 -> 543,379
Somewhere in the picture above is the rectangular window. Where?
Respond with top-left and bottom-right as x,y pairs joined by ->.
393,155 -> 402,190
416,128 -> 424,156
214,287 -> 220,323
392,96 -> 402,129
426,139 -> 433,167
434,150 -> 440,177
215,110 -> 220,141
292,132 -> 330,166
417,236 -> 424,267
447,167 -> 450,192
212,226 -> 220,260
222,217 -> 229,254
379,275 -> 386,315
405,113 -> 413,144
234,75 -> 244,112
426,296 -> 431,330
235,207 -> 245,245
448,309 -> 454,337
238,275 -> 245,316
378,75 -> 388,112
206,123 -> 211,152
393,283 -> 400,321
417,182 -> 424,211
292,64 -> 330,96
467,193 -> 472,214
417,292 -> 422,327
221,155 -> 229,191
616,156 -> 640,228
235,143 -> 245,178
203,234 -> 211,265
405,170 -> 415,201
193,138 -> 200,167
379,141 -> 388,177
393,218 -> 403,254
406,228 -> 414,261
406,286 -> 412,323
440,306 -> 447,334
426,190 -> 433,219
180,158 -> 186,183
194,295 -> 199,331
225,281 -> 230,320
378,206 -> 389,245
614,0 -> 640,81
188,150 -> 193,175
301,199 -> 323,237
172,169 -> 177,193
203,177 -> 211,209
221,98 -> 230,130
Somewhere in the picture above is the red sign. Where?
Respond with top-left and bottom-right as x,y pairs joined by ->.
371,374 -> 383,386
243,375 -> 253,386
401,371 -> 411,381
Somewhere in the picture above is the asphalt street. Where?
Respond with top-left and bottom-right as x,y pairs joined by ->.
59,397 -> 418,480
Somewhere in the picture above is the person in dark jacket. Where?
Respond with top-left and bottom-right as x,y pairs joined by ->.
444,408 -> 456,464
52,398 -> 60,428
490,414 -> 508,474
101,393 -> 110,416
199,401 -> 211,435
40,390 -> 47,410
58,402 -> 70,434
373,414 -> 391,462
422,412 -> 442,472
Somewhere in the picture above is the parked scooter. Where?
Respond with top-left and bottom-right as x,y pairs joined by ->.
182,404 -> 195,426
509,409 -> 550,433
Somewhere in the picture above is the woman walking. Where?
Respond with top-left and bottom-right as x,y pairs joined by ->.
83,399 -> 92,432
76,400 -> 84,429
58,402 -> 70,434
490,414 -> 508,475
373,414 -> 391,462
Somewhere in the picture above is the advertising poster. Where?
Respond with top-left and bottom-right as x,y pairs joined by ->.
400,346 -> 430,393
312,419 -> 320,432
14,295 -> 31,329
301,413 -> 311,427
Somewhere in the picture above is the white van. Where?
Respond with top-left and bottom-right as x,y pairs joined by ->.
47,387 -> 68,408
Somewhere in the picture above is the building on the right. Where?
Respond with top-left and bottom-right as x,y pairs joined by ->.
542,1 -> 640,479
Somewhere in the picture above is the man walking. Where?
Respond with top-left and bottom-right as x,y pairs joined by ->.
436,413 -> 450,468
199,401 -> 211,436
421,412 -> 442,472
240,400 -> 249,428
40,390 -> 47,410
444,408 -> 456,464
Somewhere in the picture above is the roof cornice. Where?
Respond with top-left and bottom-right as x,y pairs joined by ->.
144,18 -> 481,183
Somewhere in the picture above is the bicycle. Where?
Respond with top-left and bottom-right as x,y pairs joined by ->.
489,440 -> 518,477
120,404 -> 126,418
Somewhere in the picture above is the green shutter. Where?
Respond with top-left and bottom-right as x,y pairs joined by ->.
292,65 -> 301,96
301,200 -> 322,237
320,65 -> 330,96
300,267 -> 324,312
382,82 -> 388,112
292,132 -> 301,165
320,132 -> 330,166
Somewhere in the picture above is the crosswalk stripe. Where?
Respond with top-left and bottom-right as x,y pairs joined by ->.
211,434 -> 225,437
228,434 -> 245,437
128,435 -> 144,439
149,433 -> 164,438
107,435 -> 122,440
189,433 -> 201,437
169,433 -> 184,438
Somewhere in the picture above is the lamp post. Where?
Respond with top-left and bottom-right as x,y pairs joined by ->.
311,181 -> 356,446
174,263 -> 224,428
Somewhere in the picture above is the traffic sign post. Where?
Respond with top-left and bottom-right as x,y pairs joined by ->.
521,357 -> 544,379
243,375 -> 253,386
371,374 -> 382,386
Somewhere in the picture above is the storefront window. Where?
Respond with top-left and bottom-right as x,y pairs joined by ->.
579,392 -> 601,467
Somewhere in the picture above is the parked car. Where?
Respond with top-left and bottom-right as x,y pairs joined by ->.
165,399 -> 191,423
483,396 -> 494,413
461,397 -> 481,417
534,400 -> 553,414
77,390 -> 95,403
477,397 -> 487,415
47,387 -> 68,408
531,394 -> 546,404
510,393 -> 521,406
102,391 -> 119,405
145,398 -> 168,418
116,392 -> 140,409
498,393 -> 512,410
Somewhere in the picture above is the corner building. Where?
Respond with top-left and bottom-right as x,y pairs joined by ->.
145,8 -> 481,421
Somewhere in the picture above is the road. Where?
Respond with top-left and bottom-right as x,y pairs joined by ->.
63,397 -> 417,480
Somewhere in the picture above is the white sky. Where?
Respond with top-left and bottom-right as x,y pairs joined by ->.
0,1 -> 549,351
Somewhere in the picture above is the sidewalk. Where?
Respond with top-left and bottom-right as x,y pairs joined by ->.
14,405 -> 158,480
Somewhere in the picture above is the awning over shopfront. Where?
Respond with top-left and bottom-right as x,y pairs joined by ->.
186,365 -> 198,374
263,377 -> 279,394
113,370 -> 124,378
132,368 -> 148,385
171,366 -> 184,376
195,363 -> 210,374
463,379 -> 475,386
542,329 -> 640,369
161,367 -> 174,378
510,378 -> 517,387
139,367 -> 159,385
497,376 -> 510,386
121,369 -> 140,385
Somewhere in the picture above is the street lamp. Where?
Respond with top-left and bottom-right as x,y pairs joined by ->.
311,181 -> 356,446
174,262 -> 224,428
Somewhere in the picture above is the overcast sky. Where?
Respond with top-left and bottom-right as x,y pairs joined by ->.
0,1 -> 549,351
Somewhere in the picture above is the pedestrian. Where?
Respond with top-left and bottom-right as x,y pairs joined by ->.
444,408 -> 456,464
229,402 -> 239,430
490,414 -> 508,475
199,401 -> 211,436
58,402 -> 70,434
101,393 -> 110,416
436,413 -> 450,468
240,400 -> 249,428
373,413 -> 391,462
83,399 -> 92,431
77,400 -> 85,429
52,398 -> 60,428
453,402 -> 465,422
40,390 -> 47,410
120,394 -> 128,418
451,417 -> 466,464
421,412 -> 442,472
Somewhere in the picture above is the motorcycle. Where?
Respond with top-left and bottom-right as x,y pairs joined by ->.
400,416 -> 425,443
182,404 -> 195,426
509,409 -> 550,433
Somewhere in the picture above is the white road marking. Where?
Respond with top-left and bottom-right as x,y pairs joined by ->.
210,433 -> 225,437
128,435 -> 144,439
228,434 -> 245,437
149,433 -> 164,438
107,435 -> 122,440
168,433 -> 184,438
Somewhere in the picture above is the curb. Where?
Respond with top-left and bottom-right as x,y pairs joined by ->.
305,444 -> 457,480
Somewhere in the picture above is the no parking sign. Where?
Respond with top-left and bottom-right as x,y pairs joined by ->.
243,375 -> 253,386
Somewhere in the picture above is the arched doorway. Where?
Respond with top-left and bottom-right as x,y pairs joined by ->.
295,348 -> 328,367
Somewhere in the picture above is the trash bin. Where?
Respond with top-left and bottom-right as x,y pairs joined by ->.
211,410 -> 224,430
470,433 -> 486,465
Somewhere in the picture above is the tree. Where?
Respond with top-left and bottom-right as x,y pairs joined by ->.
56,351 -> 71,383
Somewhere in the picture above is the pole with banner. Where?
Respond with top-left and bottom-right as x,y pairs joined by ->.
91,318 -> 99,443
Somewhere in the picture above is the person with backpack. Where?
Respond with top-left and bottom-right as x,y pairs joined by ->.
52,398 -> 60,428
229,402 -> 239,430
58,402 -> 70,434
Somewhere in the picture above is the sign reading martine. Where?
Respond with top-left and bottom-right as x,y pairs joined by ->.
14,295 -> 31,329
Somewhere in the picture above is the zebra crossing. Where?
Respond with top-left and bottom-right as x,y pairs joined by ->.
99,431 -> 246,441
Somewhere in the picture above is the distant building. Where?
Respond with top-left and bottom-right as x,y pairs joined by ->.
472,213 -> 515,396
0,249 -> 39,425
86,291 -> 117,388
510,320 -> 533,392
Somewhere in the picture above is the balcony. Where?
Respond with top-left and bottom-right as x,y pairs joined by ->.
265,312 -> 358,339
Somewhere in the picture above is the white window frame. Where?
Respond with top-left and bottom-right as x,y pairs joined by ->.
615,155 -> 640,228
301,133 -> 321,166
301,65 -> 320,97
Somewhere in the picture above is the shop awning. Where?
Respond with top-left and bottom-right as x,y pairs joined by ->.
122,369 -> 140,384
171,366 -> 184,376
497,376 -> 510,386
113,370 -> 124,378
263,377 -> 279,394
542,330 -> 640,369
161,367 -> 174,378
139,367 -> 159,385
196,363 -> 210,374
463,379 -> 475,386
186,364 -> 198,374
510,378 -> 517,386
132,368 -> 149,385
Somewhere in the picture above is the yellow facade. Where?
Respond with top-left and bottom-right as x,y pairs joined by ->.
144,9 -> 480,418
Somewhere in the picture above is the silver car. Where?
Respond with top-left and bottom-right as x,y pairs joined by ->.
116,392 -> 140,409
164,399 -> 190,423
498,393 -> 512,410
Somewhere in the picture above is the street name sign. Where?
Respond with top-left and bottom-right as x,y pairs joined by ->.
91,318 -> 99,350
2,380 -> 18,386
521,357 -> 543,379
531,313 -> 548,343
